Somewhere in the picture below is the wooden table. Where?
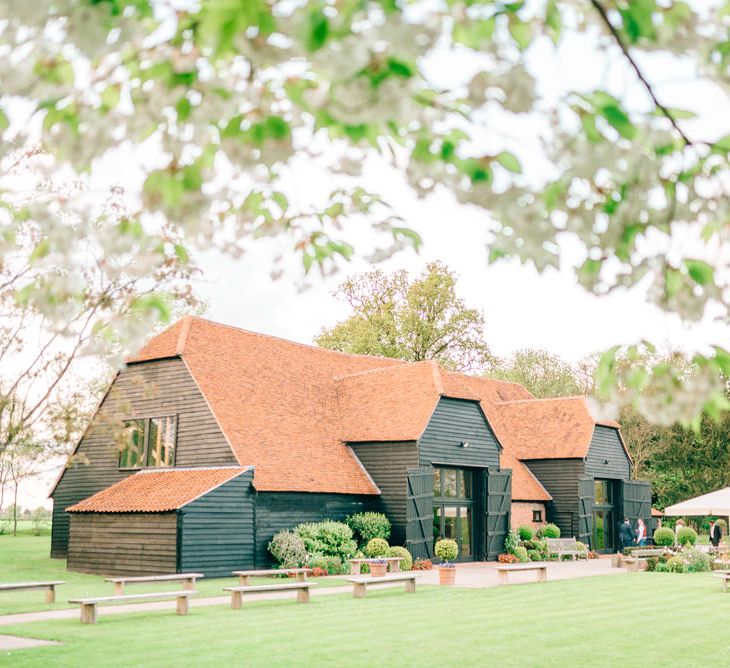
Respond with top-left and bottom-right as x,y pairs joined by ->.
231,568 -> 311,586
347,557 -> 403,575
496,563 -> 548,585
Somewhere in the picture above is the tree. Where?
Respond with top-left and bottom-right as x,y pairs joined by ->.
316,262 -> 492,372
0,151 -> 199,465
490,350 -> 586,399
2,2 -> 730,423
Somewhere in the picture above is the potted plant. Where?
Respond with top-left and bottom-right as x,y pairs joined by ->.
435,539 -> 458,585
369,558 -> 388,577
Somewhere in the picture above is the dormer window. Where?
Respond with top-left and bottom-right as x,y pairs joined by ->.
118,416 -> 177,469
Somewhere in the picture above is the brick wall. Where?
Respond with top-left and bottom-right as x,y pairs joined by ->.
511,501 -> 547,532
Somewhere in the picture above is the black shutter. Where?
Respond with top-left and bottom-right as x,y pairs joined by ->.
486,468 -> 511,560
406,466 -> 434,560
622,480 -> 651,530
578,478 -> 594,546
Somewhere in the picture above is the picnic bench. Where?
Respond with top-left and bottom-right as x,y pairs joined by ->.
496,563 -> 548,585
68,590 -> 198,624
224,581 -> 316,608
231,568 -> 311,586
346,573 -> 419,598
546,538 -> 583,560
347,557 -> 403,575
0,580 -> 65,603
105,573 -> 204,596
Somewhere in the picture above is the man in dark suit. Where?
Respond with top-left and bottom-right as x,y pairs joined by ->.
710,520 -> 722,548
619,517 -> 635,551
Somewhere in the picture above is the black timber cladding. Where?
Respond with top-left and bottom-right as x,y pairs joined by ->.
524,459 -> 585,539
178,470 -> 255,577
254,492 -> 376,566
585,426 -> 632,480
349,442 -> 418,545
66,512 -> 178,576
418,397 -> 500,468
50,358 -> 236,558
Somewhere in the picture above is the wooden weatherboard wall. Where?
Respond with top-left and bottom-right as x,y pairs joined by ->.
51,357 -> 236,558
67,512 -> 177,576
349,442 -> 418,545
177,471 -> 255,577
254,492 -> 376,566
418,397 -> 500,468
585,426 -> 632,480
524,459 -> 585,539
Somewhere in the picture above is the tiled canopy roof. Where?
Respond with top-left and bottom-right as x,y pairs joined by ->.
122,317 -> 617,501
490,396 -> 622,460
66,467 -> 248,513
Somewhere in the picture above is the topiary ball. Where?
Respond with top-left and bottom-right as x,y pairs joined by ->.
677,526 -> 698,546
537,523 -> 560,539
653,527 -> 675,547
435,538 -> 459,562
517,525 -> 533,541
365,537 -> 390,557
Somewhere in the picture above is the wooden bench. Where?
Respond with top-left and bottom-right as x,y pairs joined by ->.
105,573 -> 204,596
623,548 -> 665,572
68,590 -> 198,624
345,573 -> 419,598
714,571 -> 730,592
347,557 -> 403,575
223,581 -> 316,608
0,581 -> 65,603
496,563 -> 548,585
546,538 -> 583,560
231,568 -> 311,586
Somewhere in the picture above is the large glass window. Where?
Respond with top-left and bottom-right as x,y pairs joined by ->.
432,467 -> 476,561
119,416 -> 177,469
594,480 -> 612,505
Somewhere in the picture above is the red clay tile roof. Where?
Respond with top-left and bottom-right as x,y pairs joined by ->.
489,396 -> 622,460
122,317 -> 616,502
66,467 -> 248,513
130,317 -> 406,495
336,361 -> 479,443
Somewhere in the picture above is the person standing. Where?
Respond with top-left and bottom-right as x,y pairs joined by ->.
619,517 -> 635,551
636,518 -> 647,546
710,520 -> 722,548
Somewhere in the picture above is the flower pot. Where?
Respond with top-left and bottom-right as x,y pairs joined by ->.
370,562 -> 388,577
438,566 -> 456,585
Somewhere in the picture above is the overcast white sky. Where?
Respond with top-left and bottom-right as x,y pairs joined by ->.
14,11 -> 730,510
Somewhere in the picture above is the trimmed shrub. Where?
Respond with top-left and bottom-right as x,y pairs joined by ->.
574,541 -> 589,559
653,527 -> 675,547
504,530 -> 521,554
364,537 -> 390,557
527,549 -> 542,562
666,556 -> 685,573
268,530 -> 307,568
386,546 -> 413,571
294,521 -> 357,562
685,548 -> 712,573
517,525 -> 533,541
677,526 -> 698,546
513,546 -> 529,563
654,562 -> 669,573
537,523 -> 560,539
346,512 -> 391,546
307,555 -> 346,575
435,539 -> 458,562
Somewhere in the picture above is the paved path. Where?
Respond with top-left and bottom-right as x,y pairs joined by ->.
0,634 -> 60,650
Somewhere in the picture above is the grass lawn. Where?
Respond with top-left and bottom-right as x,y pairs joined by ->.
1,569 -> 728,667
0,535 -> 347,615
